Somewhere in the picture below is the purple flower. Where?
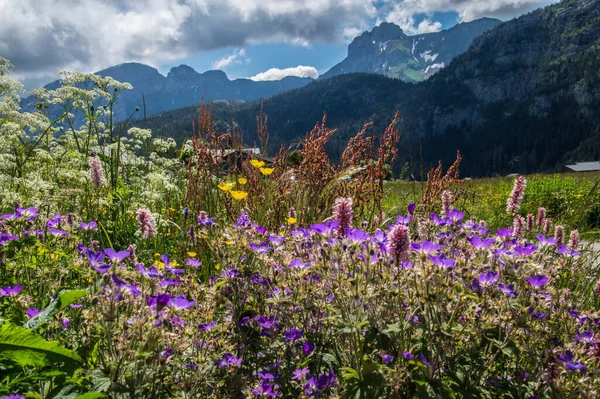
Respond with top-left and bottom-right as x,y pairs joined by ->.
136,264 -> 163,279
104,248 -> 130,263
62,318 -> 70,329
388,224 -> 410,260
403,351 -> 414,360
446,208 -> 464,223
574,329 -> 595,344
169,295 -> 196,309
496,228 -> 513,239
161,348 -> 173,357
506,176 -> 526,214
215,353 -> 242,368
382,354 -> 394,364
557,351 -> 585,373
528,308 -> 549,319
513,244 -> 536,256
26,308 -> 40,318
0,285 -> 22,297
292,367 -> 310,381
199,321 -> 216,331
87,250 -> 110,273
48,228 -> 69,237
186,258 -> 202,268
396,215 -> 412,225
525,275 -> 549,288
288,259 -> 310,268
346,229 -> 369,244
310,220 -> 339,236
252,381 -> 280,397
250,242 -> 274,254
333,197 -> 353,236
0,233 -> 19,246
197,211 -> 216,226
478,271 -> 500,287
302,341 -> 315,355
79,221 -> 97,231
16,207 -> 38,220
535,234 -> 558,246
556,245 -> 581,257
283,328 -> 304,342
407,203 -> 416,215
428,254 -> 456,269
430,213 -> 447,226
411,240 -> 440,255
1,394 -> 25,399
498,283 -> 517,298
468,236 -> 495,250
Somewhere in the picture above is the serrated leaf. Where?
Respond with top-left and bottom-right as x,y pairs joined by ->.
24,289 -> 88,330
0,322 -> 81,368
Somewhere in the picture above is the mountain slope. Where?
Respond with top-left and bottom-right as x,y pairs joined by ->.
138,0 -> 600,177
22,63 -> 313,121
320,18 -> 501,82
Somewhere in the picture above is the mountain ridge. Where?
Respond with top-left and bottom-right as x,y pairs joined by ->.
320,17 -> 502,82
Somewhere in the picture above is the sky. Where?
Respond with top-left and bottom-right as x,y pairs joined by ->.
0,0 -> 558,90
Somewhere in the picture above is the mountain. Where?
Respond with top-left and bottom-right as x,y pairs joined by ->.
320,18 -> 502,82
22,63 -> 313,121
138,0 -> 600,177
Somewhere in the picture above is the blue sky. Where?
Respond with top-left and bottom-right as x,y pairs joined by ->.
159,11 -> 462,80
1,0 -> 558,89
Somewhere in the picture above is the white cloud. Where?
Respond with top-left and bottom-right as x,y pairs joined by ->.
250,65 -> 318,81
382,0 -> 559,33
0,0 -> 376,82
211,49 -> 250,70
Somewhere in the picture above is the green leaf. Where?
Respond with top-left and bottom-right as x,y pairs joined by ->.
24,289 -> 88,330
76,393 -> 106,399
0,322 -> 81,369
58,290 -> 88,311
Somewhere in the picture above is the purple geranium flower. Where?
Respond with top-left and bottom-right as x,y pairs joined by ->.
557,351 -> 586,373
396,215 -> 412,225
215,353 -> 242,368
478,271 -> 500,287
407,203 -> 416,215
302,341 -> 314,355
199,321 -> 216,331
468,236 -> 495,250
403,351 -> 414,360
382,354 -> 394,364
16,207 -> 38,220
411,240 -> 440,255
283,328 -> 304,342
48,228 -> 69,237
446,208 -> 464,223
169,295 -> 196,309
292,367 -> 310,381
525,275 -> 549,288
79,221 -> 97,230
0,285 -> 22,297
26,308 -> 41,318
513,244 -> 536,256
498,283 -> 518,298
536,234 -> 558,246
428,254 -> 456,269
250,242 -> 274,254
496,228 -> 513,239
528,308 -> 549,319
136,263 -> 163,279
104,248 -> 130,263
430,213 -> 447,226
186,258 -> 202,268
574,329 -> 595,344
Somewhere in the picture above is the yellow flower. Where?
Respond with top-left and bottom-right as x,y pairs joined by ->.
218,182 -> 236,191
187,251 -> 197,257
215,263 -> 221,270
50,253 -> 58,261
250,159 -> 265,168
287,217 -> 297,224
230,190 -> 248,200
259,167 -> 274,176
238,177 -> 248,185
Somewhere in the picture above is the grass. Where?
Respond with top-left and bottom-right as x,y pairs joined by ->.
382,172 -> 600,233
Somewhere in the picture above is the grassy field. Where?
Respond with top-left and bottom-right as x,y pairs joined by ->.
383,172 -> 600,236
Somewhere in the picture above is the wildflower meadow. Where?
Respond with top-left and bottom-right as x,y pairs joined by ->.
1,56 -> 600,398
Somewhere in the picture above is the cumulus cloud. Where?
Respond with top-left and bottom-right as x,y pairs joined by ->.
382,0 -> 558,35
0,0 -> 376,82
211,49 -> 250,70
250,65 -> 319,81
